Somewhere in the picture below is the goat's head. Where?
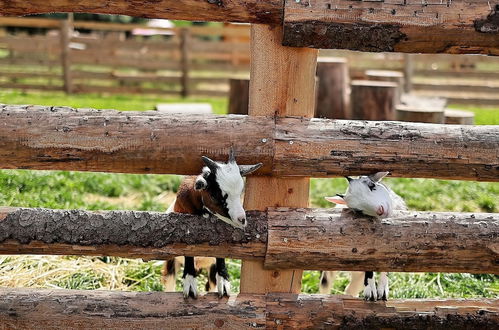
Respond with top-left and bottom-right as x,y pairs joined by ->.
325,172 -> 393,218
195,147 -> 262,229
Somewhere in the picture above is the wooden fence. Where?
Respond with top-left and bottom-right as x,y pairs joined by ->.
1,17 -> 499,105
0,1 -> 499,328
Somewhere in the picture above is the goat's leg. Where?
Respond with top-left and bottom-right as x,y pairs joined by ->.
161,257 -> 179,291
182,256 -> 198,298
206,263 -> 217,292
363,271 -> 377,301
319,271 -> 337,294
377,272 -> 389,301
345,271 -> 365,297
215,258 -> 231,297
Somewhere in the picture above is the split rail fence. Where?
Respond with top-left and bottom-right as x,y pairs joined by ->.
1,17 -> 499,105
0,0 -> 498,328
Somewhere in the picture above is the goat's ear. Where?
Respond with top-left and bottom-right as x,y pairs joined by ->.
325,195 -> 347,205
369,171 -> 389,183
202,156 -> 219,172
239,163 -> 263,176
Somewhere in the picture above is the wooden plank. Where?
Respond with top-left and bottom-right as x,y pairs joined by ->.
283,0 -> 499,55
0,106 -> 498,180
0,83 -> 62,91
0,289 -> 497,329
413,83 -> 499,94
0,0 -> 284,25
414,70 -> 499,79
71,84 -> 183,96
0,17 -> 60,29
70,53 -> 181,70
240,25 -> 317,295
0,71 -> 62,80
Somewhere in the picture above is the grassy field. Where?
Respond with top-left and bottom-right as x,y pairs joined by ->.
0,90 -> 498,299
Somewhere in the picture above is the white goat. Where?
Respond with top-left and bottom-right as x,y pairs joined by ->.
323,171 -> 407,301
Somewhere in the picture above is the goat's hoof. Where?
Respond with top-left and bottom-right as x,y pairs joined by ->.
377,277 -> 389,302
183,274 -> 198,299
216,273 -> 231,298
363,280 -> 377,302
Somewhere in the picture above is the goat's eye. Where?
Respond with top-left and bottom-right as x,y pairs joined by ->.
368,182 -> 376,191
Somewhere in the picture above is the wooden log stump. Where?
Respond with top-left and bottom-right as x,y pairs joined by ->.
315,57 -> 350,119
228,77 -> 249,115
396,105 -> 445,124
365,69 -> 404,103
351,80 -> 397,120
445,109 -> 475,125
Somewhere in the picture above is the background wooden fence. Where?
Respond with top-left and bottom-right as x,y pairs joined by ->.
0,17 -> 498,105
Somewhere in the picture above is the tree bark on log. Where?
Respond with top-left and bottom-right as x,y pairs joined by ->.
1,105 -> 498,181
315,57 -> 350,119
351,80 -> 398,121
0,207 -> 498,274
0,289 -> 497,329
264,208 -> 499,273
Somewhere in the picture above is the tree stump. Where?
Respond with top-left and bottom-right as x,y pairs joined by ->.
444,109 -> 475,125
228,78 -> 250,115
351,80 -> 397,120
315,57 -> 350,119
365,69 -> 404,103
396,105 -> 445,123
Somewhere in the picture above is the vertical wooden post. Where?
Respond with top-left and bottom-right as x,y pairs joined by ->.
315,57 -> 350,119
228,78 -> 249,115
351,80 -> 397,121
180,28 -> 190,98
60,17 -> 73,94
240,25 -> 317,295
403,54 -> 414,93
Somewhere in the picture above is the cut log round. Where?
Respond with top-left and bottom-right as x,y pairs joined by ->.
351,80 -> 397,120
365,69 -> 404,102
396,104 -> 445,123
444,109 -> 475,125
315,57 -> 350,119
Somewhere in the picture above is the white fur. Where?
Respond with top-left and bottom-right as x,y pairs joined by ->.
377,272 -> 389,300
364,277 -> 377,301
216,273 -> 231,297
183,274 -> 198,298
214,162 -> 246,227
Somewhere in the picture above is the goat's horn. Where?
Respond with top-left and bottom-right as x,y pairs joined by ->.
345,176 -> 353,182
202,156 -> 219,170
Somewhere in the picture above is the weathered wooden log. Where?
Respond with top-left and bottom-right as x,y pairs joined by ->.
264,208 -> 499,273
0,289 -> 497,329
273,117 -> 499,181
351,80 -> 397,120
1,207 -> 498,274
0,207 -> 267,260
1,1 -> 498,55
228,78 -> 249,115
315,57 -> 350,119
365,70 -> 404,103
396,104 -> 445,124
283,0 -> 499,55
1,105 -> 498,181
0,0 -> 284,25
445,109 -> 475,125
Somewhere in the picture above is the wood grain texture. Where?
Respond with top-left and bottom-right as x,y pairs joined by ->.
0,207 -> 498,273
0,207 -> 267,260
264,208 -> 499,274
1,105 -> 498,181
0,289 -> 497,329
0,0 -> 283,25
283,0 -> 499,55
273,117 -> 499,181
240,24 -> 317,295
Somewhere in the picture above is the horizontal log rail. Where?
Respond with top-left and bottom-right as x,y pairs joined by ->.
1,207 -> 498,274
1,105 -> 498,181
0,0 -> 498,54
0,289 -> 497,329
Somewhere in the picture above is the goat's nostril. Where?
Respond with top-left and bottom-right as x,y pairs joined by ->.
238,216 -> 246,225
377,205 -> 385,216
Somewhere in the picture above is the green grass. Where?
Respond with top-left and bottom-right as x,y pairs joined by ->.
447,105 -> 499,125
0,90 -> 497,299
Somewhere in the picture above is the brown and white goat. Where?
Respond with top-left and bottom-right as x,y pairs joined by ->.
162,149 -> 262,298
